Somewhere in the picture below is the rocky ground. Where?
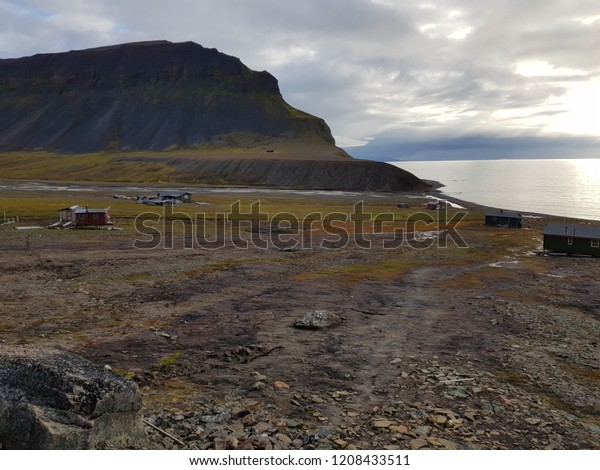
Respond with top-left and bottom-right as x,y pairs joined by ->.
0,191 -> 598,450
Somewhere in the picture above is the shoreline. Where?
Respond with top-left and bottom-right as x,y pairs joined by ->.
425,180 -> 598,224
0,176 -> 596,226
393,159 -> 600,223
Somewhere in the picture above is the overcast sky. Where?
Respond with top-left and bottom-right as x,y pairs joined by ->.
1,0 -> 599,160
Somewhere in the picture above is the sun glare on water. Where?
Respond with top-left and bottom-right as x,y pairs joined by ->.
572,158 -> 600,185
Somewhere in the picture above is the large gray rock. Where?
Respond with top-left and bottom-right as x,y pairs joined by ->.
0,345 -> 147,449
294,310 -> 343,329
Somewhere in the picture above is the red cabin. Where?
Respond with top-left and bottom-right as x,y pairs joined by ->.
58,205 -> 111,227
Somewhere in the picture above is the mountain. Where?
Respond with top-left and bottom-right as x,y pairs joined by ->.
0,41 -> 427,191
0,40 -> 336,153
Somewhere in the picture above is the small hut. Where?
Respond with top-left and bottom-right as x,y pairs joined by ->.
58,206 -> 111,227
485,209 -> 523,228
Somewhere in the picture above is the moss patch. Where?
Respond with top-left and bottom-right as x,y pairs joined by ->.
158,351 -> 183,368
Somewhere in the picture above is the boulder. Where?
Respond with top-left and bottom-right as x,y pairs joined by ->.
293,310 -> 343,329
0,345 -> 147,449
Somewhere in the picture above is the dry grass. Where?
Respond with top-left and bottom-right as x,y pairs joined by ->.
294,259 -> 419,285
118,272 -> 153,282
494,367 -> 530,386
556,359 -> 600,387
541,393 -> 600,424
142,379 -> 205,410
198,258 -> 265,274
442,273 -> 487,289
441,266 -> 523,289
0,151 -> 176,183
0,143 -> 350,185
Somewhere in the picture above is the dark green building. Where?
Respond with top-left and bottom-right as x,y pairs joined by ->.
485,209 -> 523,228
543,223 -> 600,256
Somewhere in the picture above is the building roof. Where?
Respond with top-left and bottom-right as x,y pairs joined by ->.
74,208 -> 109,214
485,209 -> 522,219
59,205 -> 109,214
543,222 -> 600,239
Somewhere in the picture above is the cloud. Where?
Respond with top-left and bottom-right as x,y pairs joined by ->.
1,0 -> 599,159
350,133 -> 600,161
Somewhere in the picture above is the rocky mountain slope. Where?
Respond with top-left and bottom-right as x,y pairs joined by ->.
0,40 -> 335,153
0,41 -> 427,191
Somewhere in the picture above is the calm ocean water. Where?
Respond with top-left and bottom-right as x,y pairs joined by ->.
390,159 -> 600,221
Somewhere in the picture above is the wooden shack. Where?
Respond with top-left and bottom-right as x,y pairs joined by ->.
485,209 -> 523,228
543,223 -> 600,256
58,206 -> 111,227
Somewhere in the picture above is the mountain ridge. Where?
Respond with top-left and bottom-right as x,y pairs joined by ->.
0,41 -> 428,191
0,40 -> 335,153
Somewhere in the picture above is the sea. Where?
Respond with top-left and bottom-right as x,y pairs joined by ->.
390,158 -> 600,222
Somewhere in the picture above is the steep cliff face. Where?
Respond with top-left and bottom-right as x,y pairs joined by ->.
0,41 -> 335,153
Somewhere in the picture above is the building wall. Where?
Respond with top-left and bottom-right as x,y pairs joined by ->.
485,216 -> 522,228
75,212 -> 108,226
544,235 -> 600,256
59,209 -> 75,223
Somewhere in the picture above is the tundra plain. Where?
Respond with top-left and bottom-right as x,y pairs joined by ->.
0,183 -> 598,450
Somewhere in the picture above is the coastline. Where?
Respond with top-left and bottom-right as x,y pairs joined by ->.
424,179 -> 597,224
393,159 -> 600,223
0,176 -> 592,226
423,178 -> 515,215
